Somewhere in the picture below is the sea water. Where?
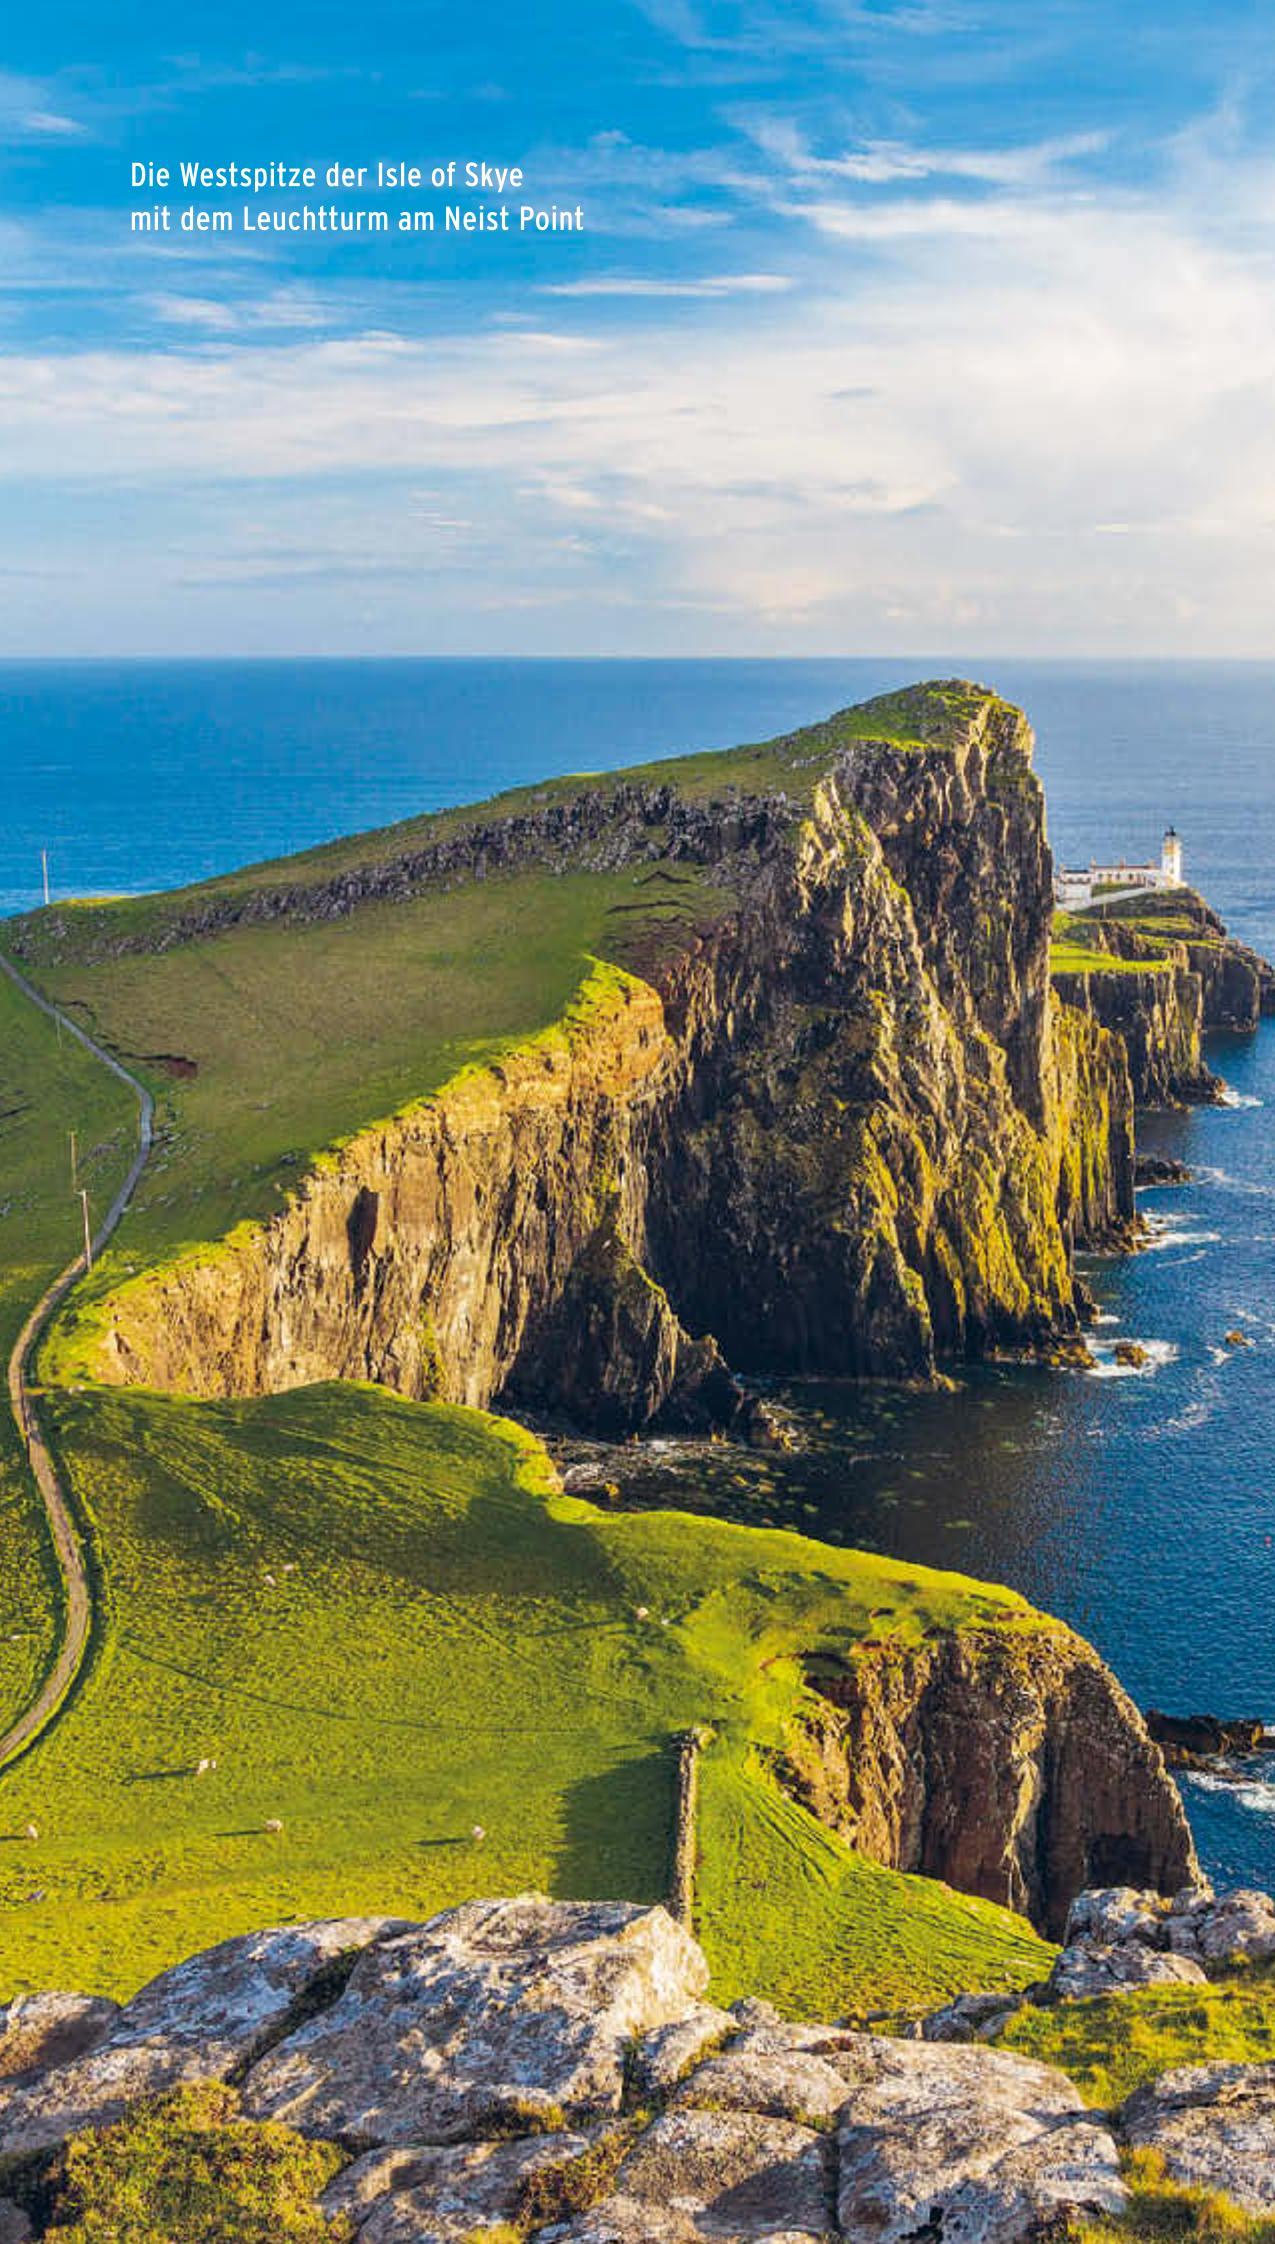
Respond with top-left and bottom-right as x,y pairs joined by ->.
3,655 -> 1274,1885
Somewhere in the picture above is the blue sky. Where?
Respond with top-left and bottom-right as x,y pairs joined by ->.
4,0 -> 1275,653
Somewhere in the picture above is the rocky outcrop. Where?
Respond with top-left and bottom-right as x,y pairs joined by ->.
70,685 -> 1137,1428
1145,1708 -> 1272,1764
784,1628 -> 1197,1938
1052,886 -> 1275,1107
0,1915 -> 400,2159
15,1890 -> 1275,2239
1123,2062 -> 1275,2213
0,1898 -> 1130,2244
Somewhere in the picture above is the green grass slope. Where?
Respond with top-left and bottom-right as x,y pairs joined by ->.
0,682 -> 1015,1336
0,1381 -> 1053,2008
0,974 -> 136,1738
1000,1967 -> 1275,2107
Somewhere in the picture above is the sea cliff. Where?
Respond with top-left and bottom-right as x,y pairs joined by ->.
35,682 -> 1140,1429
1052,886 -> 1275,1106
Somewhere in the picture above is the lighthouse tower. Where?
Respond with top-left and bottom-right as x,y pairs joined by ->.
1161,826 -> 1183,885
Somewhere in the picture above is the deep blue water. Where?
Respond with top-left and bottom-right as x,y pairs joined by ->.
3,656 -> 1274,1888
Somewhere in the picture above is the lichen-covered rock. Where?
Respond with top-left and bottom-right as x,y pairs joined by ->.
242,1897 -> 707,2147
784,1629 -> 1196,1936
1052,1880 -> 1275,1979
1192,1888 -> 1275,1966
672,2028 -> 852,2127
835,2037 -> 1126,2243
1063,1885 -> 1176,1949
0,1916 -> 395,2158
634,2006 -> 737,2099
1122,2062 -> 1275,2212
1047,1944 -> 1207,2002
544,2108 -> 832,2242
319,2129 -> 596,2241
0,1992 -> 119,2082
920,1992 -> 1024,2044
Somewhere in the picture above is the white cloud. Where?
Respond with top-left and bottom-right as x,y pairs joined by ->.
7,108 -> 1275,651
0,70 -> 87,142
741,115 -> 1109,188
542,273 -> 792,297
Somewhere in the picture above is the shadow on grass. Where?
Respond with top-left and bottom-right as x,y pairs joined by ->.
555,1747 -> 678,1905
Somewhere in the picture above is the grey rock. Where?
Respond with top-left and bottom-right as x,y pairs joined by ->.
1123,2061 -> 1275,2213
0,1915 -> 396,2158
243,1896 -> 706,2146
726,2001 -> 854,2057
836,2035 -> 1127,2244
1063,1887 -> 1166,1950
0,2206 -> 32,2244
321,2129 -> 594,2241
543,2107 -> 831,2241
1047,1943 -> 1206,2002
0,1992 -> 119,2081
673,2028 -> 851,2126
1169,1883 -> 1216,1915
1194,1889 -> 1275,1967
921,1993 -> 1023,2044
635,2006 -> 736,2098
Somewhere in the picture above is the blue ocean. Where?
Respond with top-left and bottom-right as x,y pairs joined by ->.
3,657 -> 1274,1888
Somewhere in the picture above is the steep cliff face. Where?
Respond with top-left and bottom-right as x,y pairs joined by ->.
73,683 -> 1135,1425
1052,961 -> 1219,1107
1052,888 -> 1275,1106
784,1628 -> 1198,1938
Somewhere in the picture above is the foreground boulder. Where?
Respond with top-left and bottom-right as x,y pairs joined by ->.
549,2109 -> 832,2242
242,1897 -> 708,2145
0,1916 -> 398,2159
0,1995 -> 119,2084
835,2036 -> 1125,2244
1122,2062 -> 1275,2214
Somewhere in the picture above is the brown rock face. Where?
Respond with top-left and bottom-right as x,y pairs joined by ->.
1054,886 -> 1275,1107
80,686 -> 1138,1429
784,1629 -> 1198,1938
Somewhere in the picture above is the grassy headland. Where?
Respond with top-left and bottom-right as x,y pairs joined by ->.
0,1381 -> 1054,2006
0,684 -> 1071,2013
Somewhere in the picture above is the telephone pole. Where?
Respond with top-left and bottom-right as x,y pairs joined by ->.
41,850 -> 50,908
79,1187 -> 92,1273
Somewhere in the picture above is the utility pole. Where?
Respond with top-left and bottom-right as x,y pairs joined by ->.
69,1131 -> 78,1190
41,850 -> 50,908
79,1187 -> 92,1273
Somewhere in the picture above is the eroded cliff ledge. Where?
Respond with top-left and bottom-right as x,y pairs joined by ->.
1053,886 -> 1275,1107
44,682 -> 1137,1429
785,1627 -> 1198,1938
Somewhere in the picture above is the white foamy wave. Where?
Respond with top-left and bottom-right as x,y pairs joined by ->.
1094,1312 -> 1121,1327
1197,1166 -> 1275,1202
1157,1394 -> 1221,1434
1086,1337 -> 1179,1380
1181,1770 -> 1275,1818
1143,1225 -> 1222,1251
1218,1086 -> 1264,1109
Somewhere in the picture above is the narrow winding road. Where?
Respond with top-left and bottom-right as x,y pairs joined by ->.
0,952 -> 154,1772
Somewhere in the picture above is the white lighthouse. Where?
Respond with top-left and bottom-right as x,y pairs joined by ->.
1161,826 -> 1183,885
